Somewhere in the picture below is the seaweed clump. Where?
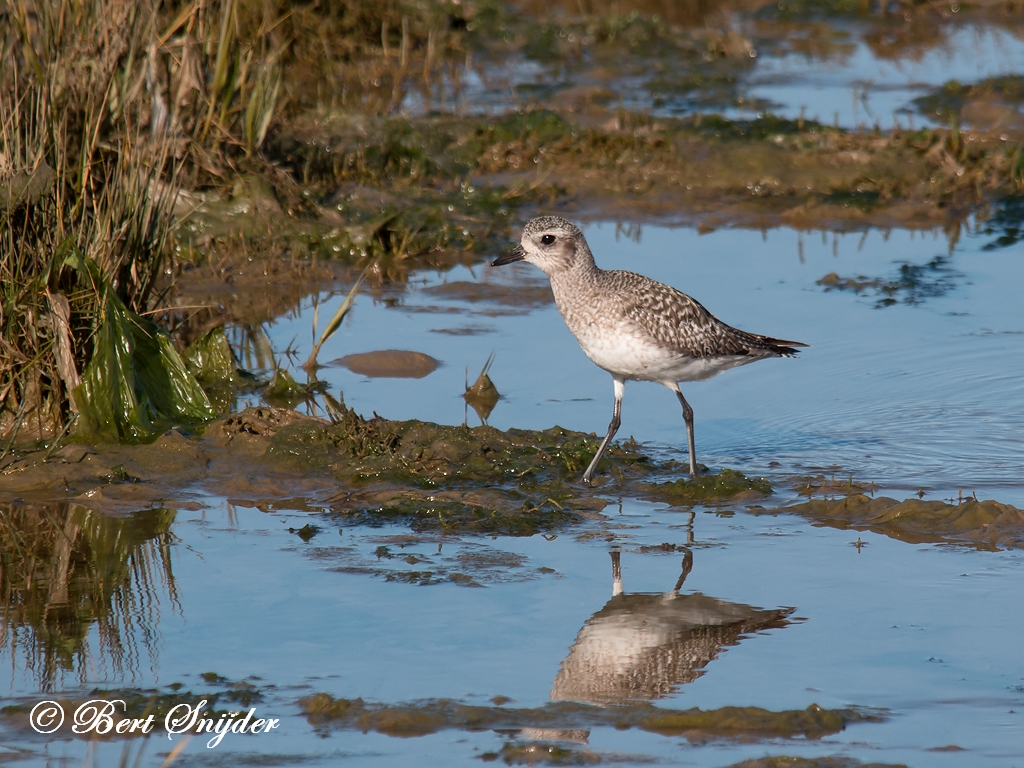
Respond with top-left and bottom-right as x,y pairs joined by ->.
301,693 -> 880,741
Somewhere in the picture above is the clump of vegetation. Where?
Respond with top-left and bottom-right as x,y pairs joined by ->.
914,75 -> 1024,124
0,0 -> 289,443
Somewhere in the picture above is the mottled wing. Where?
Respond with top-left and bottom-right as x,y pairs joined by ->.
616,275 -> 803,358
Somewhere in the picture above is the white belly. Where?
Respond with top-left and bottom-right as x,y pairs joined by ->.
578,332 -> 755,383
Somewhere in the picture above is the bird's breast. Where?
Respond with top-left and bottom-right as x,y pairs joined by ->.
555,294 -> 756,383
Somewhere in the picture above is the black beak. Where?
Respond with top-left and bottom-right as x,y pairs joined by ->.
491,245 -> 525,266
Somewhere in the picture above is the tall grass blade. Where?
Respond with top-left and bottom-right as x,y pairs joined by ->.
303,262 -> 375,370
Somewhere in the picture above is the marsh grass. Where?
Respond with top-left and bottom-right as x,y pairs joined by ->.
0,0 -> 292,441
0,63 -> 181,440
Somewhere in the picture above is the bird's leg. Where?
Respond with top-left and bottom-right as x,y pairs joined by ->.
669,549 -> 694,596
582,377 -> 624,486
674,389 -> 698,476
611,550 -> 622,597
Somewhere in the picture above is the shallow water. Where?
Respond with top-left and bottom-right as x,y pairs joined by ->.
263,220 -> 1024,503
741,24 -> 1024,128
413,21 -> 1024,130
3,495 -> 1024,766
4,218 -> 1021,765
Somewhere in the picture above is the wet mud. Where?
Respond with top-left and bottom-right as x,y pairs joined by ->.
335,349 -> 442,378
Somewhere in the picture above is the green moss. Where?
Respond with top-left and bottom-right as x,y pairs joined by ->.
254,405 -> 660,534
644,469 -> 772,506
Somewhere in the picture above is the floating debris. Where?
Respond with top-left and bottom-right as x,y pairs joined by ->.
336,350 -> 442,378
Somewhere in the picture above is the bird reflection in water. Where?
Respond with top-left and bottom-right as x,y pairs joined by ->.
522,536 -> 793,745
552,549 -> 793,704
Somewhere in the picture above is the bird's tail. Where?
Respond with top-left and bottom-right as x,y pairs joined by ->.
758,336 -> 808,357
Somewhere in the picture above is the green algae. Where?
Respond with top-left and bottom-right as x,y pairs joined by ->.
73,287 -> 215,444
182,326 -> 255,413
762,494 -> 1024,550
642,469 -> 772,507
301,693 -> 880,741
261,369 -> 332,409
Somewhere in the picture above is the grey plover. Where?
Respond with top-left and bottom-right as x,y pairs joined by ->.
492,216 -> 806,484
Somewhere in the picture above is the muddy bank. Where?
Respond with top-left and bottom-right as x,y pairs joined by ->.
7,404 -> 1024,547
301,693 -> 880,742
168,105 -> 1024,331
274,108 -> 1019,237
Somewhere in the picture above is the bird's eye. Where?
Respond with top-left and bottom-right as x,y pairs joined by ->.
541,234 -> 556,245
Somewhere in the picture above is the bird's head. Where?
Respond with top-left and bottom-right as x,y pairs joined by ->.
492,216 -> 592,277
